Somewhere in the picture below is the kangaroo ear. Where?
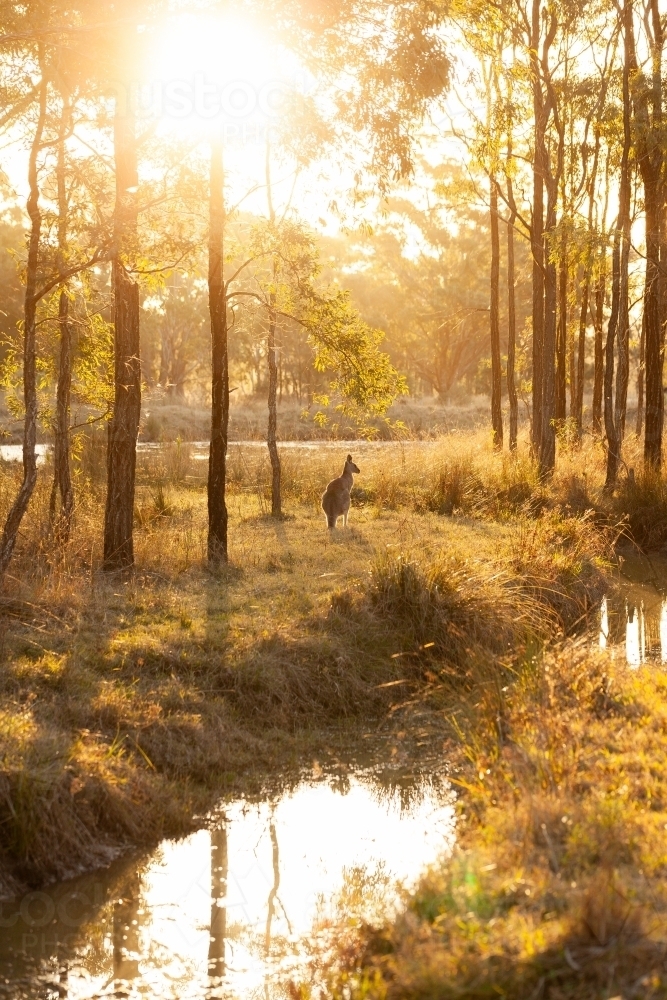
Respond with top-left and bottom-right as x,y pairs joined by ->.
347,454 -> 352,462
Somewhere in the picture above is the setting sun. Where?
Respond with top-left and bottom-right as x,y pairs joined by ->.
144,13 -> 297,140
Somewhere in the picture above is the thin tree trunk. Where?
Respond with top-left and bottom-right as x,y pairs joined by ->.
266,144 -> 281,514
531,0 -> 545,455
568,277 -> 575,421
103,96 -> 141,570
540,113 -> 561,475
575,277 -> 589,434
576,132 -> 600,438
0,60 -> 47,576
506,181 -> 518,451
592,274 -> 605,432
490,177 -> 503,450
614,210 -> 631,440
541,217 -> 557,474
50,94 -> 73,540
207,135 -> 229,564
604,0 -> 632,490
556,250 -> 567,422
636,307 -> 646,437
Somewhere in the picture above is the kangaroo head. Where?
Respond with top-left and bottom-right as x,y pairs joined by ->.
346,454 -> 361,475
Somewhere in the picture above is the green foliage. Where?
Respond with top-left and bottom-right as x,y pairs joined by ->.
307,289 -> 408,419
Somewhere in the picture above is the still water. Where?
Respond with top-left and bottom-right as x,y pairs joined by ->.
600,552 -> 667,665
0,773 -> 454,999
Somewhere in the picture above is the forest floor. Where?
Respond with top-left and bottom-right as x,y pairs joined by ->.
1,429 -> 667,996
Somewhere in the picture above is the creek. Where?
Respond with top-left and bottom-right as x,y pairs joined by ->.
0,767 -> 454,999
600,549 -> 667,664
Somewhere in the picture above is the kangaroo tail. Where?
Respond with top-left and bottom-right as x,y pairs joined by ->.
322,495 -> 336,529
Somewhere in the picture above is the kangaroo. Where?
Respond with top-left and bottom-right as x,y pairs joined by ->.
322,454 -> 360,529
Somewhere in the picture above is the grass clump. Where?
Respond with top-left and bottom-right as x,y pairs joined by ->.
299,643 -> 667,1000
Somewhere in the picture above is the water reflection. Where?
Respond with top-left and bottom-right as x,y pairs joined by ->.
600,559 -> 667,665
0,774 -> 454,999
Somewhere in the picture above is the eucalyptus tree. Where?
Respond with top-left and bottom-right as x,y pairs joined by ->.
627,0 -> 665,469
0,42 -> 48,575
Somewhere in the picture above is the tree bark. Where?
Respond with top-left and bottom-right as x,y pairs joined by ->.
541,210 -> 557,474
0,60 -> 47,576
636,308 -> 646,437
575,277 -> 588,434
490,177 -> 503,450
207,135 -> 229,565
614,211 -> 631,441
628,0 -> 664,468
266,144 -> 282,514
506,181 -> 518,451
643,176 -> 663,467
556,250 -> 567,422
592,274 -> 605,432
604,0 -> 632,490
530,0 -> 545,455
104,100 -> 141,570
50,94 -> 73,540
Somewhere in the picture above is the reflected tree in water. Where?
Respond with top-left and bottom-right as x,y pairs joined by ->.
113,871 -> 142,995
208,817 -> 228,989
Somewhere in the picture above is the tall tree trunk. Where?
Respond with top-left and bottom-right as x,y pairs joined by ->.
643,176 -> 663,467
506,181 -> 518,451
614,211 -> 631,440
266,144 -> 281,514
556,250 -> 567,422
628,0 -> 664,468
207,135 -> 229,564
604,1 -> 632,490
636,308 -> 646,437
541,213 -> 557,475
568,279 -> 576,420
104,99 -> 141,570
267,279 -> 281,514
0,60 -> 47,576
592,274 -> 605,432
603,250 -> 621,489
490,177 -> 503,450
50,94 -> 73,541
530,0 -> 545,454
575,277 -> 589,435
209,820 -> 227,985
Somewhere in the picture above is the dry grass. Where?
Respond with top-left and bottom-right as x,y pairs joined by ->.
297,643 -> 667,999
0,431 -> 612,896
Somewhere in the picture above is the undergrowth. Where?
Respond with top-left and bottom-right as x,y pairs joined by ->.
298,643 -> 667,999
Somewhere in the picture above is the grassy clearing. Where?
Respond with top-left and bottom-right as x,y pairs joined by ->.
302,642 -> 667,999
0,433 -> 611,897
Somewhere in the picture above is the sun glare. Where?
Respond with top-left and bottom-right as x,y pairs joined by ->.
146,14 -> 295,141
